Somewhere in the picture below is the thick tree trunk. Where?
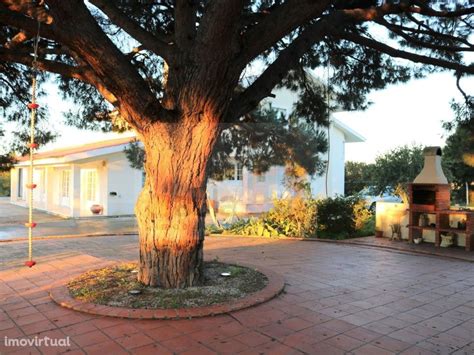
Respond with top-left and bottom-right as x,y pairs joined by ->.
135,114 -> 220,288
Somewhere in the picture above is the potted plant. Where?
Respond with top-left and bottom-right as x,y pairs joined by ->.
90,204 -> 103,215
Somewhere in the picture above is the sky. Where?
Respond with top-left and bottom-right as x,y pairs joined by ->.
3,69 -> 472,164
336,71 -> 473,163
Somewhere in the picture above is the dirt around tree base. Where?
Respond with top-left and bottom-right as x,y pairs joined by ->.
67,261 -> 268,309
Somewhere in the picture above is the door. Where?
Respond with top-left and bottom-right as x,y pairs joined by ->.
81,169 -> 99,214
59,169 -> 71,207
33,168 -> 46,204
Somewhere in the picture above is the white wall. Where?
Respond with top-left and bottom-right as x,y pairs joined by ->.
106,152 -> 143,216
310,125 -> 345,198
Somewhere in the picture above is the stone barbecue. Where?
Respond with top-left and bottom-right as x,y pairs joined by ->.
408,147 -> 473,251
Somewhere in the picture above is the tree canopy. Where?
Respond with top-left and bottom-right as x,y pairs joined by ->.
1,1 -> 472,150
443,99 -> 474,204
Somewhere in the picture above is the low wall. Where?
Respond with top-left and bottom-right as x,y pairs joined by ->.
375,202 -> 410,240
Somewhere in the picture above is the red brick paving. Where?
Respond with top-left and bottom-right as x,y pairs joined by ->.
0,235 -> 473,354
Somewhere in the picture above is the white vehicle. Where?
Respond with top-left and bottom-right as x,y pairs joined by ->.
358,187 -> 402,211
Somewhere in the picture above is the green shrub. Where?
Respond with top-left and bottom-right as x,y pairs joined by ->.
0,172 -> 10,197
215,195 -> 371,240
353,198 -> 373,231
222,197 -> 318,238
205,224 -> 224,236
224,217 -> 282,238
354,214 -> 375,237
266,197 -> 318,238
316,196 -> 356,238
316,195 -> 373,239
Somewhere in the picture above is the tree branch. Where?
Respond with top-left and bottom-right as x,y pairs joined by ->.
1,0 -> 53,24
376,18 -> 474,52
378,17 -> 473,48
0,7 -> 55,39
196,0 -> 247,59
228,19 -> 329,122
43,0 -> 176,128
411,0 -> 474,18
0,50 -> 84,79
88,0 -> 174,62
337,31 -> 474,74
240,0 -> 331,64
174,0 -> 197,50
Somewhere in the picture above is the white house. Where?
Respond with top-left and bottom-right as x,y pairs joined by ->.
10,88 -> 364,217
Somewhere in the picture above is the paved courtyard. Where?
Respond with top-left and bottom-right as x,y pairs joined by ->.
0,235 -> 473,354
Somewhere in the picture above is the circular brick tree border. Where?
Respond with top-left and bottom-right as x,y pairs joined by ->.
49,260 -> 285,319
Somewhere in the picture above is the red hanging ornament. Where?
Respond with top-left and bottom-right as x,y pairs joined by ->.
28,143 -> 39,149
24,260 -> 36,268
27,103 -> 39,110
26,184 -> 37,189
24,222 -> 37,228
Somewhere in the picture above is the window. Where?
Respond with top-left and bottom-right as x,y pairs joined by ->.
17,168 -> 24,198
84,170 -> 97,201
236,163 -> 243,181
274,107 -> 287,118
223,166 -> 235,180
61,170 -> 70,198
223,163 -> 243,181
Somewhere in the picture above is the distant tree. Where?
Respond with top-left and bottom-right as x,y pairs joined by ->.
443,98 -> 474,204
0,127 -> 15,172
344,161 -> 373,196
370,145 -> 424,202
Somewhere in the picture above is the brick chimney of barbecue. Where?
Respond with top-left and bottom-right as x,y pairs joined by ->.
413,146 -> 448,184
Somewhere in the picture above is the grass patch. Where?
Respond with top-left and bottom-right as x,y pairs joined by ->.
68,262 -> 267,309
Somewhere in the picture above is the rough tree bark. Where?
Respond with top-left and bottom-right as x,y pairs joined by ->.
135,109 -> 222,288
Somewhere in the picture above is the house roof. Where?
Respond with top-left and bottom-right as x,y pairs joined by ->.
14,116 -> 363,167
16,136 -> 136,165
332,119 -> 365,143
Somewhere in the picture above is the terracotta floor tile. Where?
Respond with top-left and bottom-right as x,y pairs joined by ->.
144,325 -> 183,341
21,319 -> 57,335
115,332 -> 154,350
371,336 -> 412,352
130,343 -> 174,355
72,330 -> 111,348
161,334 -> 202,352
233,331 -> 271,347
208,338 -> 249,353
101,323 -> 140,339
61,320 -> 98,336
351,343 -> 396,355
280,317 -> 314,331
82,340 -> 128,355
321,334 -> 365,351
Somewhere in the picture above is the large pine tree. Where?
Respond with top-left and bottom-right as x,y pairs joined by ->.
0,0 -> 472,288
